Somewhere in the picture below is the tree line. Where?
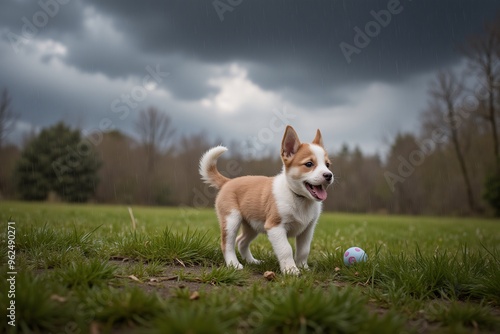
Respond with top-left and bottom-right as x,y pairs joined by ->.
0,16 -> 499,216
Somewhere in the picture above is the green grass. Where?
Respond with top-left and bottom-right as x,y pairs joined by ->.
115,227 -> 221,265
57,258 -> 117,288
86,286 -> 165,329
251,283 -> 405,334
180,266 -> 250,286
0,201 -> 499,333
0,273 -> 77,333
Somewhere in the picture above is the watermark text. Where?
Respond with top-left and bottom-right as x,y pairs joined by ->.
6,221 -> 17,327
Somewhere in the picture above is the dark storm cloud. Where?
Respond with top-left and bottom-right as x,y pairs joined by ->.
76,0 -> 500,107
2,0 -> 497,107
0,0 -> 498,152
0,0 -> 84,41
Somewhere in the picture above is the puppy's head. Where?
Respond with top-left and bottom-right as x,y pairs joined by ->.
281,125 -> 333,202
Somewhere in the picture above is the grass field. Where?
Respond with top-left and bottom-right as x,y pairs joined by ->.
1,201 -> 499,333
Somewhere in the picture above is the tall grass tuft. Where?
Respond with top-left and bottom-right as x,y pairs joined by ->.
149,304 -> 238,334
184,266 -> 249,285
375,244 -> 500,304
85,286 -> 165,329
57,258 -> 117,288
253,283 -> 405,334
427,301 -> 499,331
14,224 -> 101,268
115,227 -> 222,265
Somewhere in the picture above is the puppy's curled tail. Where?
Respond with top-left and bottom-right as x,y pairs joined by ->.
199,145 -> 231,189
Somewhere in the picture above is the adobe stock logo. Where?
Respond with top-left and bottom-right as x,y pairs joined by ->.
6,0 -> 71,54
339,0 -> 411,64
212,0 -> 243,22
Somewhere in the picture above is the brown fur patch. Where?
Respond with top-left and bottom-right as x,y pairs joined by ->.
215,176 -> 281,232
281,126 -> 301,160
312,129 -> 324,147
207,164 -> 230,189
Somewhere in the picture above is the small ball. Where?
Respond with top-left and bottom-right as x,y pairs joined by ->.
343,247 -> 367,266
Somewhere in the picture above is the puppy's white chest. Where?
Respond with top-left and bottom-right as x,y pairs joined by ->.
283,204 -> 319,236
272,174 -> 321,236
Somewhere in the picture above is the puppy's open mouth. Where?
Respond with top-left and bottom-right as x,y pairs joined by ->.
304,182 -> 327,201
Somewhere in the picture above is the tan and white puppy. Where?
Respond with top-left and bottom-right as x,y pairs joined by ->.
199,125 -> 333,275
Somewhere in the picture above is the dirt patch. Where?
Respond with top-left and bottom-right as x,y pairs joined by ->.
110,260 -> 270,299
135,266 -> 220,298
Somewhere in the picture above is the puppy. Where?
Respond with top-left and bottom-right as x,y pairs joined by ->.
199,125 -> 333,275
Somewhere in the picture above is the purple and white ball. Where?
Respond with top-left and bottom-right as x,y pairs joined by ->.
343,247 -> 367,266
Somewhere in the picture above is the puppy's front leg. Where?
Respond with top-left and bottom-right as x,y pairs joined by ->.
267,225 -> 300,275
295,221 -> 317,269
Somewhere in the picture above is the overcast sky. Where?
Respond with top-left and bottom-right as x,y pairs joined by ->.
1,0 -> 498,156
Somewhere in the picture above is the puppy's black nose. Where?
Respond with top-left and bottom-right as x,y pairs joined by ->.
323,172 -> 333,182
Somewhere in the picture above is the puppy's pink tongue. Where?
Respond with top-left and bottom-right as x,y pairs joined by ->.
314,185 -> 327,201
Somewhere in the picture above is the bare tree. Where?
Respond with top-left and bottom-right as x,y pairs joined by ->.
135,107 -> 175,172
429,71 -> 478,213
0,89 -> 19,149
461,16 -> 500,172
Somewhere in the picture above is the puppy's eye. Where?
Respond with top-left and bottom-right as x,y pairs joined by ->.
326,162 -> 330,168
305,162 -> 314,168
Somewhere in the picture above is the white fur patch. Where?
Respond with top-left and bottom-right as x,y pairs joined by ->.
199,145 -> 227,186
272,173 -> 322,237
224,209 -> 243,269
267,226 -> 300,275
309,144 -> 332,183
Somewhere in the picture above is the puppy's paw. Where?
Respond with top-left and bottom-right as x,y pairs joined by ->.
228,262 -> 244,270
247,259 -> 262,265
282,265 -> 300,276
298,263 -> 309,270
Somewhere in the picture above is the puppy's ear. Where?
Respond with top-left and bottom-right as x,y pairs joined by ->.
281,125 -> 301,159
312,129 -> 324,147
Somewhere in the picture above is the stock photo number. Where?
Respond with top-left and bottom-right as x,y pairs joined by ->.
6,221 -> 17,327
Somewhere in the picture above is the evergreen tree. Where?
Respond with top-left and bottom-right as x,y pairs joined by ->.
15,122 -> 101,202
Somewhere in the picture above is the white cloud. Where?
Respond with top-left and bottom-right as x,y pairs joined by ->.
82,6 -> 125,45
201,63 -> 281,114
33,39 -> 67,57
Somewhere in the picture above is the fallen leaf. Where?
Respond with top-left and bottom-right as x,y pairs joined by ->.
263,271 -> 276,281
128,275 -> 141,282
50,294 -> 67,303
175,258 -> 186,267
334,267 -> 341,272
90,321 -> 100,334
189,291 -> 200,300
